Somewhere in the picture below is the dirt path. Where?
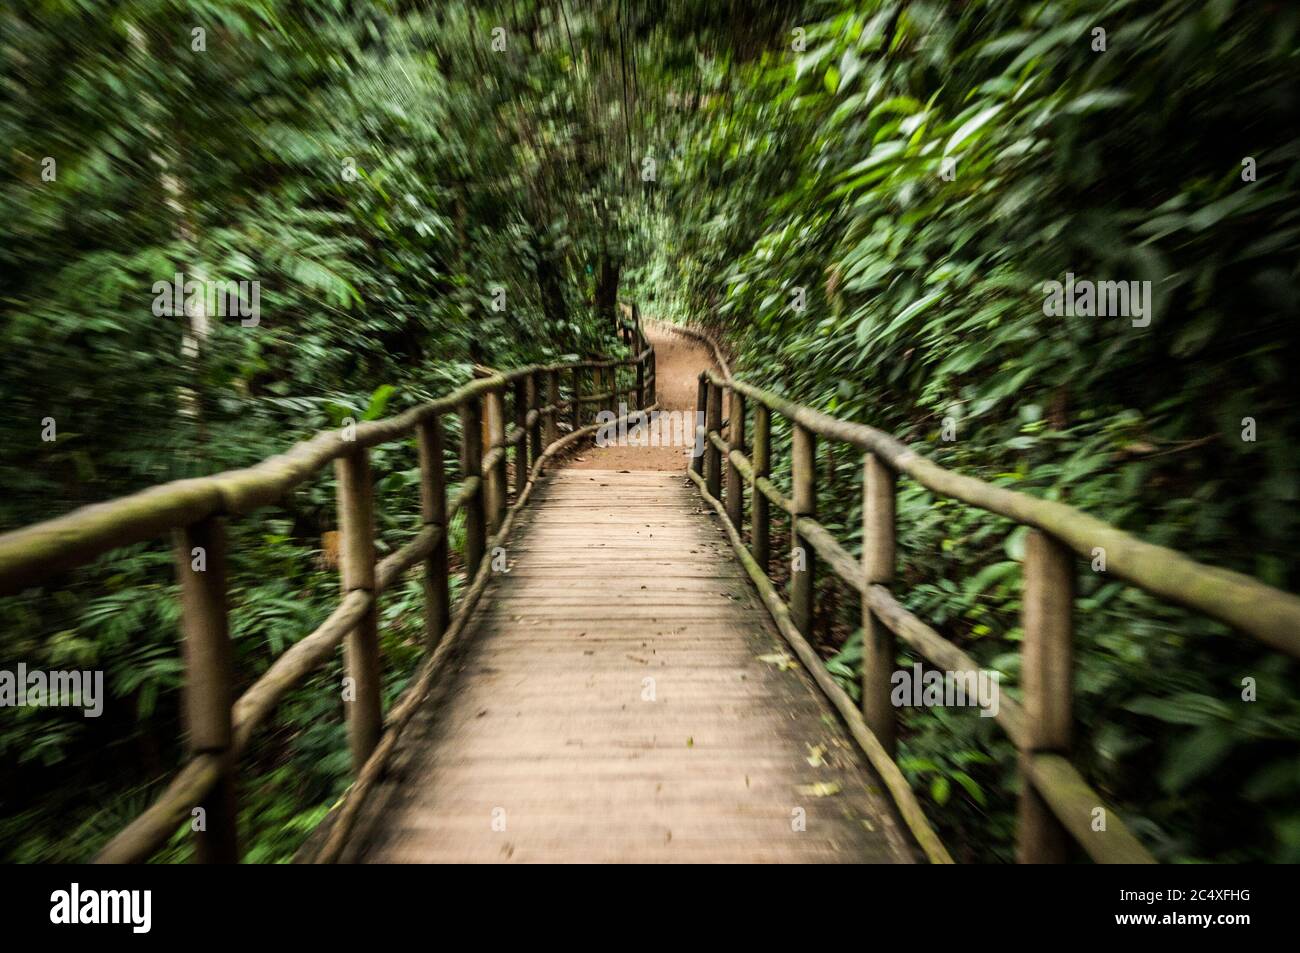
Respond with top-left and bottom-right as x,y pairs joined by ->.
565,322 -> 716,471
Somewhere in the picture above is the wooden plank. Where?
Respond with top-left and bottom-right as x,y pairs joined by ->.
686,467 -> 953,864
352,469 -> 917,865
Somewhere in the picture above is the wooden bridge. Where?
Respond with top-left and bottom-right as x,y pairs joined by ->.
2,310 -> 1298,864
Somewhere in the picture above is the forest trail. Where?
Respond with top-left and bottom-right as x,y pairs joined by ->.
565,321 -> 715,471
346,468 -> 915,863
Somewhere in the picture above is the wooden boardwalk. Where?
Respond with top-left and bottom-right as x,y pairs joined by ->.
349,469 -> 915,863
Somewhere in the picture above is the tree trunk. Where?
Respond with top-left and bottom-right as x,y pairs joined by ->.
596,254 -> 620,334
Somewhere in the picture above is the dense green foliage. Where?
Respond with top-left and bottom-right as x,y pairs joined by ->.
1,1 -> 640,861
644,0 -> 1300,861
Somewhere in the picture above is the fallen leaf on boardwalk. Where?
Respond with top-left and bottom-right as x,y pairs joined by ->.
806,744 -> 827,767
796,781 -> 841,797
757,652 -> 796,671
686,736 -> 694,747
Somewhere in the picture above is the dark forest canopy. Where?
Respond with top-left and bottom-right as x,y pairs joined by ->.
1,0 -> 1297,863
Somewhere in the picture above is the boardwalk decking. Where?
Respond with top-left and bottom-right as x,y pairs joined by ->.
351,469 -> 916,863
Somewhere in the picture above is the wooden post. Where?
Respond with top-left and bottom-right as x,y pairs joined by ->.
861,453 -> 897,756
571,366 -> 583,430
484,386 -> 507,532
1017,528 -> 1074,864
790,424 -> 817,639
691,374 -> 707,477
513,377 -> 528,500
335,449 -> 382,773
527,373 -> 542,469
459,398 -> 487,576
417,415 -> 451,652
704,381 -> 723,499
544,370 -> 560,447
725,389 -> 745,529
648,350 -> 656,405
176,516 -> 237,863
751,404 -> 770,571
636,359 -> 645,410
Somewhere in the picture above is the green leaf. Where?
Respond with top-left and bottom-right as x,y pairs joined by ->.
362,385 -> 397,421
1161,725 -> 1236,793
1124,694 -> 1233,727
945,104 -> 1003,155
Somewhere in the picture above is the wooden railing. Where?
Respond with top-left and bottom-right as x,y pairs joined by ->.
0,327 -> 656,863
689,365 -> 1300,865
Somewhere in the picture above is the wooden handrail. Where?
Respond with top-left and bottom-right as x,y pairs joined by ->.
0,355 -> 646,596
0,313 -> 655,864
707,370 -> 1300,656
692,364 -> 1300,864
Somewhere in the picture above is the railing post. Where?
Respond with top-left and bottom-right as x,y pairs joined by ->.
636,357 -> 645,410
704,380 -> 723,498
861,453 -> 897,756
176,516 -> 237,863
513,376 -> 528,500
571,366 -> 583,430
1017,528 -> 1074,864
527,373 -> 542,470
691,373 -> 707,476
335,448 -> 382,773
751,403 -> 770,571
648,349 -> 656,405
790,424 -> 817,639
416,414 -> 451,652
484,385 -> 507,532
544,369 -> 560,447
725,389 -> 745,529
459,398 -> 487,576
